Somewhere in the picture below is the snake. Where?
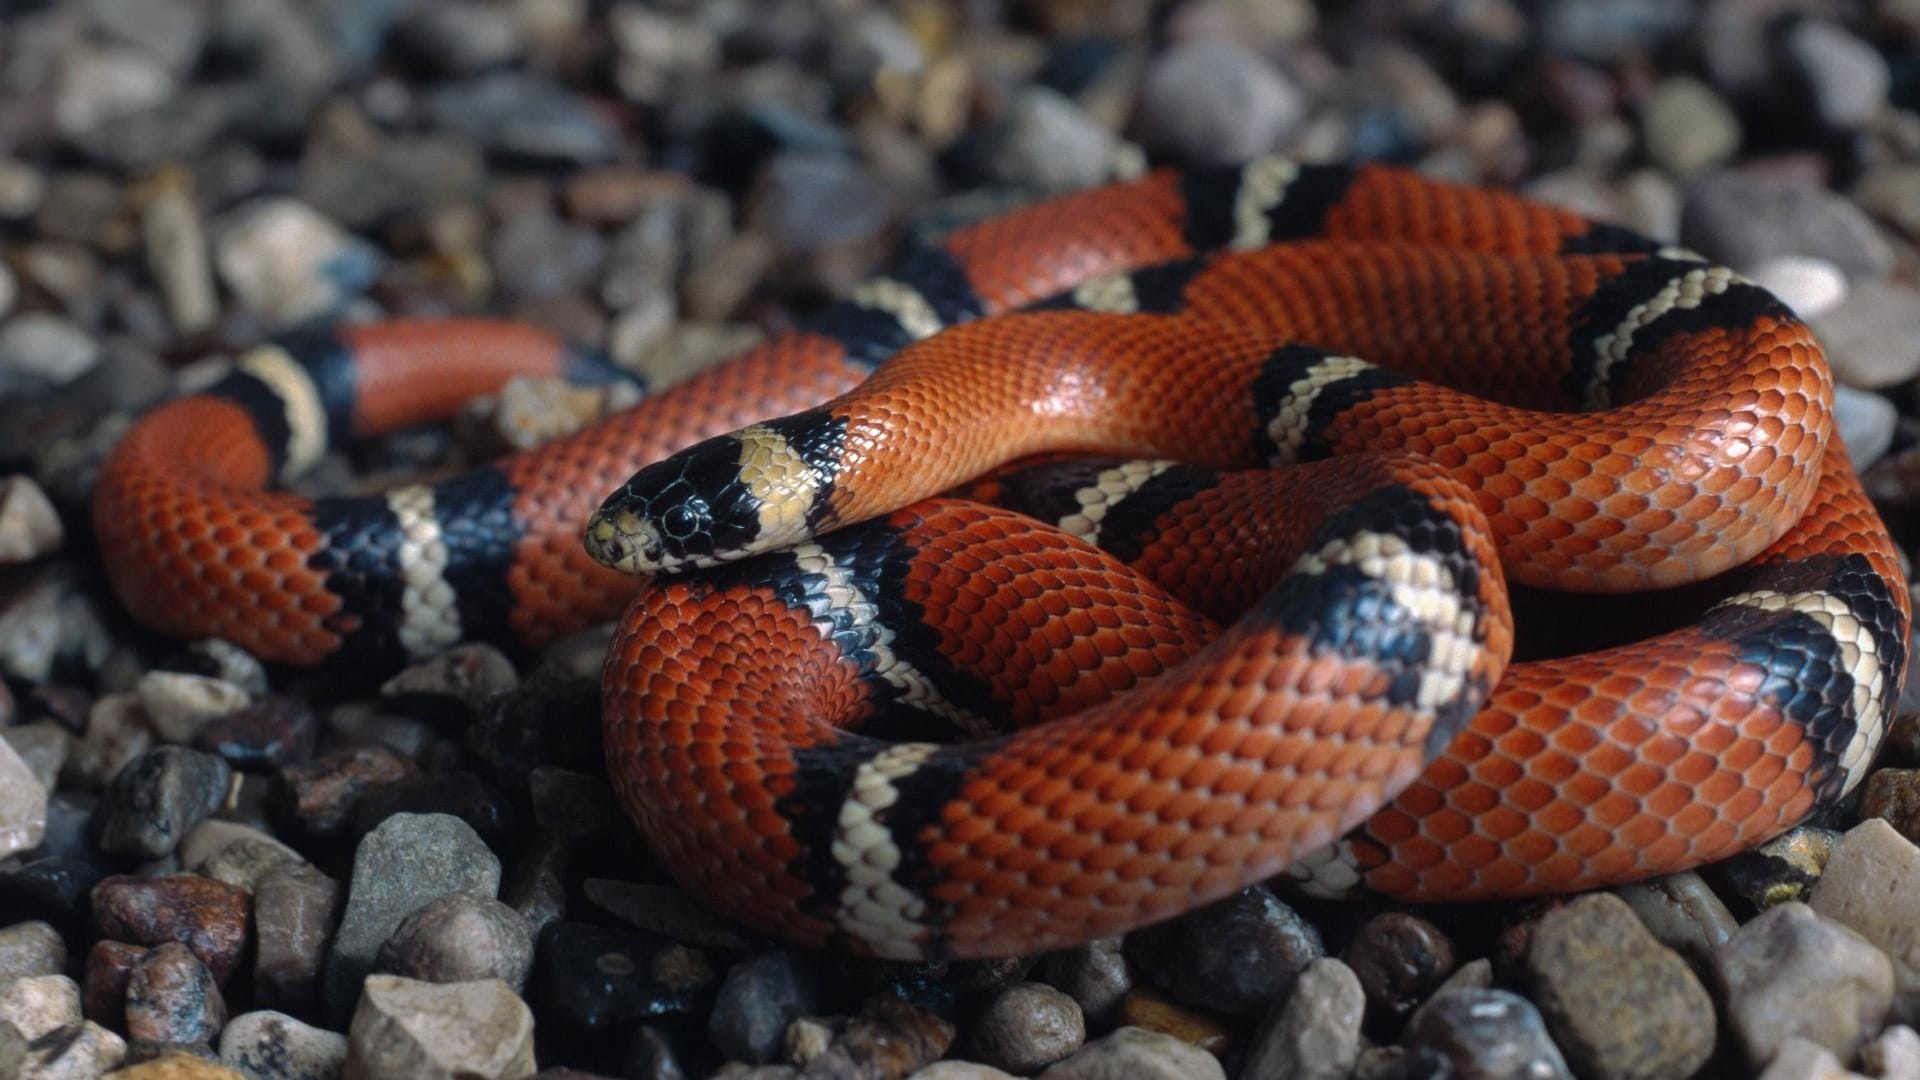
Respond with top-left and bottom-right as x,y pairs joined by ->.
93,157 -> 1910,961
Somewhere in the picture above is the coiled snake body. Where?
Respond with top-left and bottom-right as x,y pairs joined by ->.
96,159 -> 1911,960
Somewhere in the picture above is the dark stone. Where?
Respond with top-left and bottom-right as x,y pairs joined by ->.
501,832 -> 569,937
274,744 -> 416,839
466,673 -> 604,785
83,939 -> 147,1030
1125,885 -> 1324,1017
125,942 -> 225,1044
91,874 -> 251,986
1403,988 -> 1573,1080
95,747 -> 235,861
1342,913 -> 1457,1032
706,950 -> 828,1064
252,863 -> 343,1014
0,855 -> 106,931
803,995 -> 955,1079
534,922 -> 717,1032
348,770 -> 521,853
428,73 -> 620,165
374,892 -> 534,990
193,698 -> 318,772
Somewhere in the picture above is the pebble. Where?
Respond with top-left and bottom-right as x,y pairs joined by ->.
1811,819 -> 1920,1025
1854,163 -> 1920,242
213,198 -> 383,330
1034,1025 -> 1224,1080
1613,871 -> 1740,972
139,168 -> 217,337
1748,255 -> 1848,321
428,72 -> 619,165
193,698 -> 317,773
984,88 -> 1131,193
1715,901 -> 1894,1066
1863,1025 -> 1920,1079
0,921 -> 67,989
1342,913 -> 1456,1029
911,1065 -> 1018,1080
97,747 -> 235,861
1037,937 -> 1132,1027
1814,281 -> 1920,390
1757,1037 -> 1854,1080
1126,885 -> 1322,1016
181,822 -> 301,894
1113,987 -> 1232,1056
1240,957 -> 1364,1080
92,875 -> 251,986
965,982 -> 1085,1074
0,476 -> 63,564
1783,19 -> 1890,131
53,43 -> 177,139
1835,385 -> 1898,471
137,673 -> 253,745
0,736 -> 49,859
1522,893 -> 1715,1080
1864,769 -> 1920,843
5,726 -> 67,800
0,974 -> 81,1039
0,314 -> 102,398
1681,170 -> 1894,282
0,160 -> 46,221
3,1019 -> 127,1078
218,1010 -> 349,1080
85,939 -> 147,1028
535,921 -> 716,1032
252,863 -> 343,1015
323,813 -> 502,1024
1642,77 -> 1741,177
126,943 -> 226,1045
706,951 -> 826,1065
529,771 -> 621,839
1402,988 -> 1574,1080
347,771 -> 520,855
113,1045 -> 243,1075
802,995 -> 955,1080
1137,38 -> 1304,165
380,645 -> 519,716
1536,0 -> 1694,63
374,893 -> 533,991
344,975 -> 535,1080
500,833 -> 567,939
276,745 -> 416,840
751,152 -> 898,254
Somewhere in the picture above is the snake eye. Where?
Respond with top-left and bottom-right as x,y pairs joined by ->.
662,503 -> 702,541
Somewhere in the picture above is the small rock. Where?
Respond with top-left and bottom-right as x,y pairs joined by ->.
1862,1025 -> 1920,1079
0,314 -> 102,398
92,875 -> 251,986
0,161 -> 46,220
1036,1025 -> 1225,1080
193,698 -> 318,772
4,726 -> 68,800
707,951 -> 827,1065
136,673 -> 252,746
529,771 -> 620,839
487,211 -> 606,305
1835,386 -> 1898,471
1037,938 -> 1132,1027
347,771 -> 520,855
751,153 -> 898,255
1681,171 -> 1894,282
0,974 -> 82,1039
1403,988 -> 1573,1080
1342,913 -> 1456,1030
0,857 -> 104,933
392,0 -> 524,75
1783,19 -> 1889,130
253,864 -> 343,1014
141,169 -> 217,337
213,198 -> 383,330
0,921 -> 67,988
1815,281 -> 1920,391
323,813 -> 502,1024
85,939 -> 147,1029
126,943 -> 225,1045
1114,988 -> 1232,1056
97,747 -> 234,860
380,646 -> 519,716
1715,901 -> 1894,1066
534,922 -> 716,1032
1524,893 -> 1715,1080
6,1020 -> 127,1077
909,1064 -> 1017,1079
984,88 -> 1131,193
501,834 -> 567,939
428,72 -> 619,165
0,477 -> 63,563
1241,957 -> 1364,1080
607,5 -> 718,106
1748,256 -> 1847,321
219,1010 -> 349,1080
1138,38 -> 1304,165
966,982 -> 1085,1074
803,996 -> 954,1080
164,643 -> 269,702
1757,1037 -> 1850,1080
0,737 -> 49,859
1613,871 -> 1740,972
1854,163 -> 1920,242
1536,0 -> 1694,63
1811,819 -> 1920,1025
375,893 -> 533,991
276,745 -> 416,840
344,976 -> 535,1080
1642,77 -> 1741,176
1126,885 -> 1322,1016
785,1016 -> 838,1067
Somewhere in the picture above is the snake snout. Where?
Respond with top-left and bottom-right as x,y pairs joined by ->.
590,434 -> 778,572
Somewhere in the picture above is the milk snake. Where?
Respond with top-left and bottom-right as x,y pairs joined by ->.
95,158 -> 1910,960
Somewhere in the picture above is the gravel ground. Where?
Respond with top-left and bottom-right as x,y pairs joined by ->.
4,1 -> 1920,1078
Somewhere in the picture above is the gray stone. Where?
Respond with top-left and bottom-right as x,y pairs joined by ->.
96,747 -> 234,861
1241,957 -> 1364,1080
213,198 -> 383,330
125,942 -> 225,1045
380,646 -> 518,715
140,169 -> 217,336
1642,77 -> 1740,176
0,477 -> 63,564
2,1020 -> 127,1078
1756,1037 -> 1850,1080
181,821 -> 302,894
1126,885 -> 1322,1017
0,922 -> 67,989
1715,901 -> 1894,1066
1614,871 -> 1739,971
254,864 -> 343,1014
0,314 -> 101,398
1814,281 -> 1920,390
706,951 -> 826,1065
966,982 -> 1085,1074
219,1010 -> 349,1080
1835,385 -> 1897,471
1811,819 -> 1920,1025
1784,19 -> 1889,130
984,88 -> 1132,194
1748,256 -> 1847,321
374,893 -> 532,991
1855,163 -> 1920,242
1035,1026 -> 1225,1080
0,974 -> 81,1039
1537,0 -> 1695,63
428,72 -> 619,165
1524,893 -> 1715,1080
1402,988 -> 1574,1080
322,814 -> 501,1025
1681,171 -> 1894,282
911,1064 -> 1019,1080
1138,39 -> 1305,165
53,44 -> 176,139
344,976 -> 535,1080
1863,1025 -> 1920,1080
0,737 -> 48,859
1038,937 -> 1133,1027
750,153 -> 898,254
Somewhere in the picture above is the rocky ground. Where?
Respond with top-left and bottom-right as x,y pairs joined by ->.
5,0 -> 1920,1078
